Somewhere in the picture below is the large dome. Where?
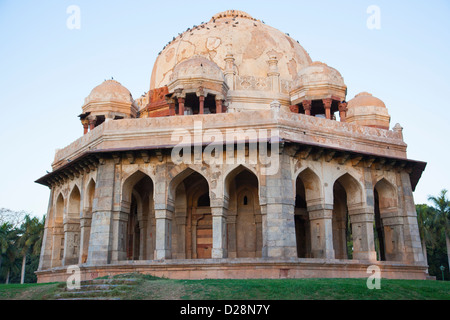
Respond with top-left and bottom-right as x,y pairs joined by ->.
149,10 -> 312,91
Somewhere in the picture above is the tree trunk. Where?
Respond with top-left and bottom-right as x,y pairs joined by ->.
421,237 -> 428,267
5,270 -> 10,284
20,254 -> 26,284
446,231 -> 450,271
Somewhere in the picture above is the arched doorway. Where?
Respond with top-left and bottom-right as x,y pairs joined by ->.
374,178 -> 401,261
80,179 -> 95,263
64,186 -> 81,265
121,171 -> 155,261
332,180 -> 352,259
51,193 -> 65,267
225,166 -> 261,258
294,177 -> 310,258
171,169 -> 212,259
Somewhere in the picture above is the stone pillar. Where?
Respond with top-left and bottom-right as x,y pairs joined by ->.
263,153 -> 297,258
216,99 -> 223,114
381,214 -> 406,262
82,120 -> 89,135
111,209 -> 129,262
323,98 -> 332,120
89,118 -> 97,131
86,158 -> 116,266
399,170 -> 425,264
267,55 -> 280,93
199,95 -> 205,115
338,101 -> 348,122
302,100 -> 312,116
308,204 -> 335,259
348,206 -> 377,261
50,226 -> 65,268
38,190 -> 54,270
155,206 -> 173,259
79,212 -> 92,264
178,97 -> 185,115
224,53 -> 236,90
63,219 -> 81,265
211,205 -> 227,258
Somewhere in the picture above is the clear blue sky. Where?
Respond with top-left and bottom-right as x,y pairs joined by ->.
0,0 -> 449,218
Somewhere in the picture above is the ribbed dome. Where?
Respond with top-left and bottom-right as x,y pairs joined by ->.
84,80 -> 133,105
149,10 -> 312,90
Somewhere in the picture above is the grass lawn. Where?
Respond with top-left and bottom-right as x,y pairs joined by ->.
125,277 -> 450,300
0,275 -> 448,300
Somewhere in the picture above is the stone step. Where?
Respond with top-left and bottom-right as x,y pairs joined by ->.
64,284 -> 134,292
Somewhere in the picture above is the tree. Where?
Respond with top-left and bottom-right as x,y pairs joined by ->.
0,225 -> 20,284
416,204 -> 434,265
17,215 -> 45,284
427,189 -> 450,273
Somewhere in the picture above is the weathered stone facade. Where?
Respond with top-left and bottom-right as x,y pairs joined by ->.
36,10 -> 428,282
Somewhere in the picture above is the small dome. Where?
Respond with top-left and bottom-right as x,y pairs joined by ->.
295,61 -> 345,87
290,61 -> 347,103
82,79 -> 137,119
346,92 -> 390,130
84,79 -> 133,105
347,92 -> 386,109
170,55 -> 224,83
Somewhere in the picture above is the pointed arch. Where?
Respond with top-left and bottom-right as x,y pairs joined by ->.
168,167 -> 210,204
225,165 -> 261,258
67,185 -> 81,220
118,169 -> 155,261
295,167 -> 324,206
333,172 -> 364,208
170,167 -> 212,259
84,178 -> 96,215
224,164 -> 260,200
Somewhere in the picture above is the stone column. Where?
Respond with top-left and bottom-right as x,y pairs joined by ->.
82,120 -> 89,135
263,153 -> 297,258
211,205 -> 227,258
111,209 -> 129,262
308,204 -> 335,259
348,206 -> 377,261
79,212 -> 92,264
224,53 -> 236,90
216,99 -> 223,114
289,105 -> 299,113
155,205 -> 173,259
338,101 -> 348,122
302,100 -> 312,116
38,190 -> 54,270
89,118 -> 97,131
381,214 -> 406,262
199,95 -> 205,115
323,98 -> 332,120
178,97 -> 185,115
267,55 -> 280,93
399,170 -> 426,263
86,158 -> 116,266
63,219 -> 81,265
51,226 -> 65,268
